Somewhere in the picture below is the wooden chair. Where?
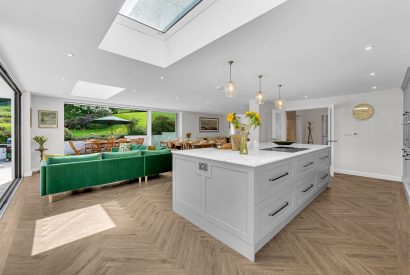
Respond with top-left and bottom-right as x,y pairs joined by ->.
116,138 -> 128,143
104,139 -> 116,152
129,139 -> 139,145
69,141 -> 84,155
89,140 -> 102,153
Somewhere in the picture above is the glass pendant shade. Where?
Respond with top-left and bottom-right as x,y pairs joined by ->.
274,98 -> 285,109
254,75 -> 267,104
275,84 -> 285,109
255,91 -> 267,104
224,61 -> 238,97
224,81 -> 238,97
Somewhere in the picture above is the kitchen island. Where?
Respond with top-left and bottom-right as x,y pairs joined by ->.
172,143 -> 331,261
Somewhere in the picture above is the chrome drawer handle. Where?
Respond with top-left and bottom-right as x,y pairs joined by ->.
303,162 -> 314,168
269,172 -> 289,182
268,202 -> 289,217
320,155 -> 329,160
320,174 -> 329,180
302,184 -> 314,193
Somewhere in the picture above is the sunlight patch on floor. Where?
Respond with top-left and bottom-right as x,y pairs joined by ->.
31,204 -> 115,256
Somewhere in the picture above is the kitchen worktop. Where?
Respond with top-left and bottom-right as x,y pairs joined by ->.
172,143 -> 329,167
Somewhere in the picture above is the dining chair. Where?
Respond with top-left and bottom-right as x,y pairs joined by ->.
90,140 -> 102,153
68,141 -> 84,155
104,139 -> 116,152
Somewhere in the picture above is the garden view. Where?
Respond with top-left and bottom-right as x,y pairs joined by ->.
0,99 -> 11,144
64,104 -> 176,142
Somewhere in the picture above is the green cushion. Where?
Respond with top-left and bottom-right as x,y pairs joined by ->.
102,150 -> 141,159
48,153 -> 101,165
131,144 -> 147,151
142,149 -> 171,156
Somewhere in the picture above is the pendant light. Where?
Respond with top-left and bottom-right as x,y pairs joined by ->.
275,84 -> 285,109
224,61 -> 238,97
254,75 -> 267,104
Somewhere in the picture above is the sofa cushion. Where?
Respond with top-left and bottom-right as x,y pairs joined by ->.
102,150 -> 141,159
142,149 -> 171,156
131,144 -> 147,151
48,153 -> 101,165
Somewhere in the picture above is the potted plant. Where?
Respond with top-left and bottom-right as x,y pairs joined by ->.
185,132 -> 192,141
227,111 -> 261,155
33,135 -> 48,150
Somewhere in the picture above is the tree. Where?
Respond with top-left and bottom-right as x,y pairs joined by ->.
152,115 -> 175,135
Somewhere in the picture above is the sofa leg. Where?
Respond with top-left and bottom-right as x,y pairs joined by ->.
145,176 -> 148,183
138,177 -> 141,184
48,195 -> 53,203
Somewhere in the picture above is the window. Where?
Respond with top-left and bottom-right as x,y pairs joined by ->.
120,0 -> 202,33
151,111 -> 177,146
64,104 -> 147,154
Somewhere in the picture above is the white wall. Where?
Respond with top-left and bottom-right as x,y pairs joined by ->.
22,92 -> 32,176
30,95 -> 64,171
180,111 -> 229,139
286,89 -> 402,181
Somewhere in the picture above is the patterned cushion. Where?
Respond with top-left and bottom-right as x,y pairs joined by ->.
119,143 -> 132,152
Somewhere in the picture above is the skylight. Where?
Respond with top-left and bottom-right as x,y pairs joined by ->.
71,81 -> 125,99
119,0 -> 202,33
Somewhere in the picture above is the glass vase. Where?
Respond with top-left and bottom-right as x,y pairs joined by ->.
239,128 -> 249,155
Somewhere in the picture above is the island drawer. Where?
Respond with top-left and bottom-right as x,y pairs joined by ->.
255,161 -> 294,204
295,155 -> 316,180
316,149 -> 330,169
317,168 -> 330,189
255,186 -> 295,242
296,173 -> 316,204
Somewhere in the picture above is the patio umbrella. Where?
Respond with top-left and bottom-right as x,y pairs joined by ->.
93,116 -> 132,137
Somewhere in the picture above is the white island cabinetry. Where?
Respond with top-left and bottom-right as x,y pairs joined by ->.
172,144 -> 330,261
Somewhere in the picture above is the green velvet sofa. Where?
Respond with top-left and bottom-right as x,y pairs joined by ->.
40,147 -> 172,202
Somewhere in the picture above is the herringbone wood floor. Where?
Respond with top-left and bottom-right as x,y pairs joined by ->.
0,173 -> 409,275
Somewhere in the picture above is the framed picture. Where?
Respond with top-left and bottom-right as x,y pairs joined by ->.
38,110 -> 58,128
199,117 -> 219,132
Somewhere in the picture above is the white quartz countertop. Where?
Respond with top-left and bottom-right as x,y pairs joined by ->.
172,143 -> 329,167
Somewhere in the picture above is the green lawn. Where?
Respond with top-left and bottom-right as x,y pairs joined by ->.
69,111 -> 176,139
0,104 -> 11,143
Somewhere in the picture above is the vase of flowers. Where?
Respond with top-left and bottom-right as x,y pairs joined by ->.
226,111 -> 261,155
33,135 -> 48,150
186,132 -> 192,141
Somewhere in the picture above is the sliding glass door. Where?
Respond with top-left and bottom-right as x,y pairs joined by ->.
0,70 -> 21,213
151,111 -> 177,146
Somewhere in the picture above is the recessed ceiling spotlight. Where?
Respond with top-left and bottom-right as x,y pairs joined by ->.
160,76 -> 165,80
206,101 -> 210,105
215,85 -> 222,90
304,95 -> 308,99
239,106 -> 243,110
66,53 -> 75,57
61,76 -> 67,80
370,72 -> 376,77
175,96 -> 179,100
372,86 -> 377,90
365,46 -> 374,51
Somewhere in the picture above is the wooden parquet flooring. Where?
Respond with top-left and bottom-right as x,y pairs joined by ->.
0,173 -> 409,275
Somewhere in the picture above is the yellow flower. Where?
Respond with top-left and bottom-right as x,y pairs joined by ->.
227,113 -> 235,122
256,113 -> 261,122
245,111 -> 251,116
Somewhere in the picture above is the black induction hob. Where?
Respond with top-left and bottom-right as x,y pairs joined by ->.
260,146 -> 309,153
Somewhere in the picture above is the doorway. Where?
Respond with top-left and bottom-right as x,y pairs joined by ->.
273,105 -> 335,176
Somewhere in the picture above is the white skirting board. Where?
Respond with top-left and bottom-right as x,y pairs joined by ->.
402,180 -> 410,205
334,169 -> 401,182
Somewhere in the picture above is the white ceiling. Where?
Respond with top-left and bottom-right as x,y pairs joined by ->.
0,0 -> 410,115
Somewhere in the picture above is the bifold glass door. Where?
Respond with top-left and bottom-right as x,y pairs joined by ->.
151,111 -> 177,146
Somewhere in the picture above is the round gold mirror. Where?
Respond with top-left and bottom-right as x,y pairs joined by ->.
353,103 -> 374,120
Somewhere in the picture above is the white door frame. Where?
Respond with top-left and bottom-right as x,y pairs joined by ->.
284,104 -> 335,176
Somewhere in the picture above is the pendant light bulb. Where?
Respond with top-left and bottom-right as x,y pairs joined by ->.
254,75 -> 267,104
224,61 -> 238,97
274,84 -> 285,109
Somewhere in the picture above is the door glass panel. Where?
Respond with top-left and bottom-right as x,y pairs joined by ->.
0,78 -> 13,198
151,112 -> 177,146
